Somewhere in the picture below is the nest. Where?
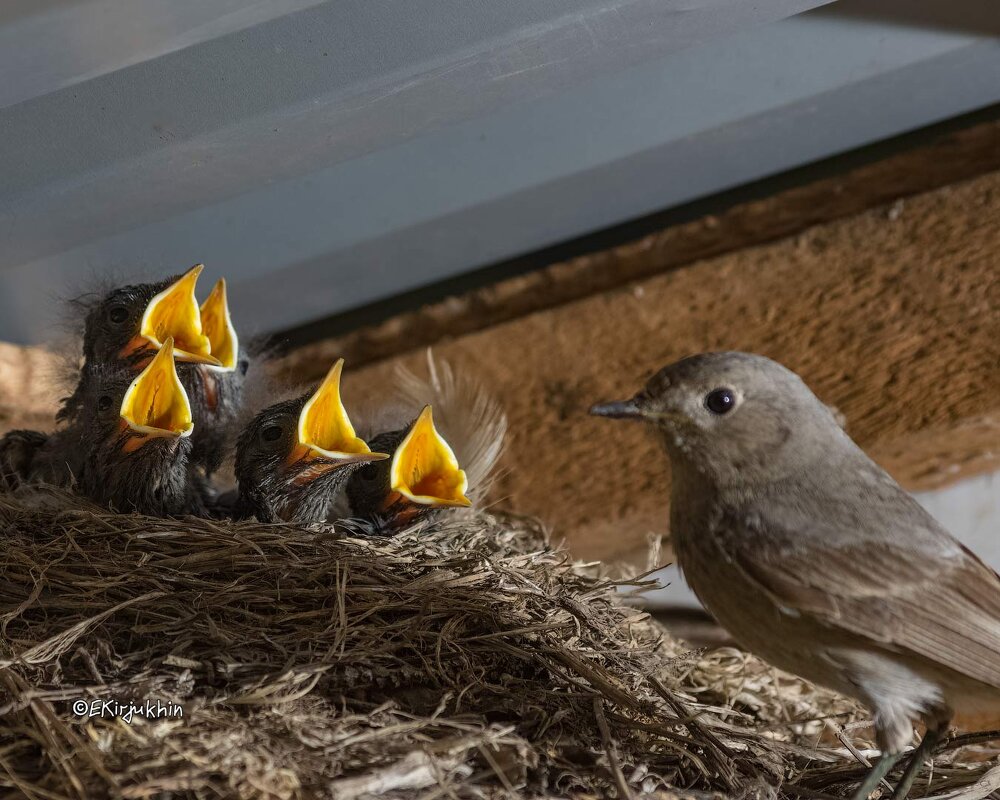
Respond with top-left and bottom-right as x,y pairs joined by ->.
0,488 -> 997,799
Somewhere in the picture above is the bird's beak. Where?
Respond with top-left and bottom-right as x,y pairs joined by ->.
589,397 -> 647,419
388,405 -> 471,508
289,358 -> 389,471
123,264 -> 221,366
119,337 -> 194,449
199,278 -> 239,372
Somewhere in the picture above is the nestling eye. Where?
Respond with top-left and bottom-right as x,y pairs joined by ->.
107,304 -> 129,324
705,388 -> 736,415
260,424 -> 283,443
97,395 -> 115,412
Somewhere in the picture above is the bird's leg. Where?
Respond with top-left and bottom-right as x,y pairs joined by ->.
851,752 -> 903,800
890,720 -> 949,800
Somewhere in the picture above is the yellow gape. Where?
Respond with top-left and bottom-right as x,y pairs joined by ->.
135,264 -> 219,365
199,278 -> 239,372
293,359 -> 384,464
119,338 -> 194,441
390,405 -> 471,507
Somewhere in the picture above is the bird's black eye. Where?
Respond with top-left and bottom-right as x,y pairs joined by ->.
705,388 -> 736,415
260,424 -> 283,443
97,395 -> 115,412
106,304 -> 129,325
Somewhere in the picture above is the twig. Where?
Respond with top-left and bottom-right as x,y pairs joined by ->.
594,696 -> 634,800
921,764 -> 1000,800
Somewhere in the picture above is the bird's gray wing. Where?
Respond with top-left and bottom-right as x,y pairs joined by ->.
722,498 -> 1000,690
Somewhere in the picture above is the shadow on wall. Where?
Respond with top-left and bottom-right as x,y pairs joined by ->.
812,0 -> 1000,37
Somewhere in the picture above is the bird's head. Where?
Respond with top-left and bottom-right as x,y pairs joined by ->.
81,265 -> 239,372
591,351 -> 844,486
80,338 -> 196,484
235,359 -> 387,522
347,404 -> 471,531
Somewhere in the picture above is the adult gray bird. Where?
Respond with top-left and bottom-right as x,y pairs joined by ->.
591,351 -> 1000,800
59,264 -> 247,476
233,359 -> 388,523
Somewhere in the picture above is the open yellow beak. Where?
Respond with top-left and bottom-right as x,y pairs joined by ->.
390,405 -> 471,507
130,265 -> 220,366
119,337 -> 194,442
199,278 -> 239,371
292,359 -> 388,466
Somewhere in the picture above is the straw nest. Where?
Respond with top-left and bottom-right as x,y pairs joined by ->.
0,487 -> 997,800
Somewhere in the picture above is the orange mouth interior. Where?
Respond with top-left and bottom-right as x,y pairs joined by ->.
127,264 -> 220,366
287,359 -> 388,471
390,405 -> 470,507
199,278 -> 239,371
119,337 -> 194,447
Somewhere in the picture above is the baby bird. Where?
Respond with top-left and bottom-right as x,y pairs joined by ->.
60,264 -> 246,476
345,406 -> 471,529
345,354 -> 506,532
234,360 -> 388,523
80,339 -> 205,516
2,339 -> 204,516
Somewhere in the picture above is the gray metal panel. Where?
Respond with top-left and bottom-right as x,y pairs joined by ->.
0,0 -> 331,110
0,0 -> 833,266
0,0 -> 998,343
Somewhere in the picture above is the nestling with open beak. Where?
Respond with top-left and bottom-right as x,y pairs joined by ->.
345,405 -> 470,530
79,338 -> 206,516
59,264 -> 247,475
2,339 -> 204,516
591,352 -> 1000,800
234,359 -> 388,523
345,354 -> 506,532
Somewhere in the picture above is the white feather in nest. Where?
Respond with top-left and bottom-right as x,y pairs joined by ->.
392,350 -> 507,502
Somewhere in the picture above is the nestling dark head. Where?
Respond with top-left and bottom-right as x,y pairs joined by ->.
346,405 -> 472,532
78,264 -> 234,370
83,340 -> 193,454
77,340 -> 197,514
234,360 -> 388,523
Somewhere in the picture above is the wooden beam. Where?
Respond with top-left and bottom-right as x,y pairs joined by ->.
0,342 -> 63,433
341,169 -> 1000,563
277,118 -> 1000,382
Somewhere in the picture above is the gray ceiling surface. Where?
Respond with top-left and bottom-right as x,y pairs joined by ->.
0,0 -> 998,344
